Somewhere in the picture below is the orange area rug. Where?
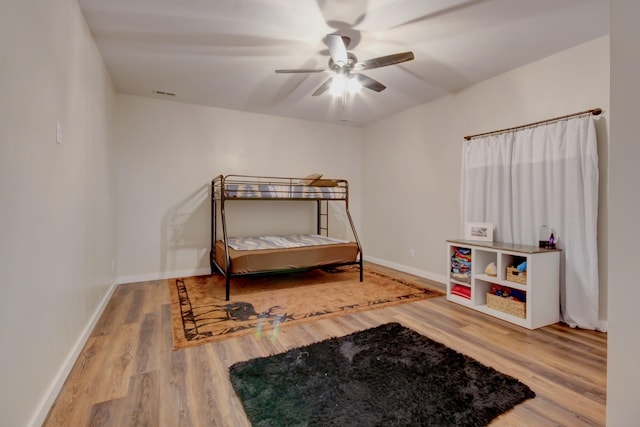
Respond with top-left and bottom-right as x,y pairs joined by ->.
169,267 -> 443,349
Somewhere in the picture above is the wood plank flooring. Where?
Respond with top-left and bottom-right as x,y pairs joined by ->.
43,264 -> 606,426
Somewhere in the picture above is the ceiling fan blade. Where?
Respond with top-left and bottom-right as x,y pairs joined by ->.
312,78 -> 333,96
275,69 -> 327,74
356,74 -> 387,92
357,51 -> 415,70
326,34 -> 348,66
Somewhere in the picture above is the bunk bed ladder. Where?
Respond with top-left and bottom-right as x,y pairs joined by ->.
317,200 -> 329,236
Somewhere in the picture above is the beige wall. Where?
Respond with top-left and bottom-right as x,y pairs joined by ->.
362,36 -> 610,322
114,95 -> 363,283
607,0 -> 640,424
0,1 -> 116,426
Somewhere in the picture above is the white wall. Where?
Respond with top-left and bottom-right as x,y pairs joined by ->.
362,36 -> 610,321
0,3 -> 621,423
607,1 -> 640,424
115,95 -> 363,282
0,1 -> 117,426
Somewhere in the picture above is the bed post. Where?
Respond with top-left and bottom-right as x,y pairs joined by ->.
343,181 -> 363,282
220,176 -> 233,300
210,178 -> 216,274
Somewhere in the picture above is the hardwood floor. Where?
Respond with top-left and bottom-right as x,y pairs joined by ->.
43,264 -> 607,426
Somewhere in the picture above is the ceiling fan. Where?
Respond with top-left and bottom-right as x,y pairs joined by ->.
275,34 -> 414,97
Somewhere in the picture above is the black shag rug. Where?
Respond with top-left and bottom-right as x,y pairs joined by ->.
229,323 -> 535,427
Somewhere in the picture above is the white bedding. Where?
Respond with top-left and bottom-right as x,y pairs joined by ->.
218,184 -> 346,199
226,234 -> 350,251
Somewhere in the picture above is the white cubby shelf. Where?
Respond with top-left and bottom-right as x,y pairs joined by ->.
447,239 -> 561,329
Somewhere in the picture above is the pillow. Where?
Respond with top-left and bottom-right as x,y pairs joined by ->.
311,179 -> 338,187
297,173 -> 322,185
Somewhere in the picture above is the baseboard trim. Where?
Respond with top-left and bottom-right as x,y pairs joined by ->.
364,256 -> 447,285
28,279 -> 118,427
116,267 -> 211,285
118,262 -> 445,288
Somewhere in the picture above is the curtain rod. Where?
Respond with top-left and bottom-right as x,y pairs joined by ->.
463,107 -> 602,141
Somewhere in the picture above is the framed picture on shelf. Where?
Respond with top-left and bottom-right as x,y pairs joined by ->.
465,222 -> 494,242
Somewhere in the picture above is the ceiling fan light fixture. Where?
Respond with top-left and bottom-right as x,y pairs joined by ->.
330,74 -> 362,97
330,74 -> 347,96
278,33 -> 414,98
347,76 -> 362,94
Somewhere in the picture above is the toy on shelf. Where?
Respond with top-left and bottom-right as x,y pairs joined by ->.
485,262 -> 497,276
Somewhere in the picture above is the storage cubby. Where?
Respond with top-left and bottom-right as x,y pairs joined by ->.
501,253 -> 528,284
448,245 -> 472,302
487,292 -> 526,318
446,239 -> 561,329
449,246 -> 471,282
473,250 -> 498,276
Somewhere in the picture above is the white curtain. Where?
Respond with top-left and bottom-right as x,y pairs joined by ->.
461,115 -> 601,330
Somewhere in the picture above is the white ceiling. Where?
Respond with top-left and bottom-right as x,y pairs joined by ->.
77,0 -> 609,126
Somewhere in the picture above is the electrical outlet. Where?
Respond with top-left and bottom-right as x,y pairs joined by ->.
56,122 -> 62,144
409,249 -> 415,258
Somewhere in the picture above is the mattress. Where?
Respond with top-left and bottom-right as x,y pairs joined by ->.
226,234 -> 350,251
215,240 -> 359,274
216,183 -> 346,200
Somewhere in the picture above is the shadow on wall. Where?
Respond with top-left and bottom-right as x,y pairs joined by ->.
329,202 -> 352,240
160,184 -> 210,276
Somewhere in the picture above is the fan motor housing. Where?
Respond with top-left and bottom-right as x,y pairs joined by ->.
329,52 -> 359,71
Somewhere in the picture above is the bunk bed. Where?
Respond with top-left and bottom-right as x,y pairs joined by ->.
210,174 -> 363,300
